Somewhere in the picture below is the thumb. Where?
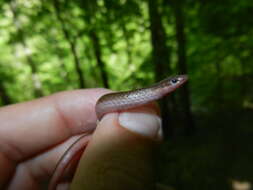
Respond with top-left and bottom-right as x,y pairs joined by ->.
71,103 -> 162,190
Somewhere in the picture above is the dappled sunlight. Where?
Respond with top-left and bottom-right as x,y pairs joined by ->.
243,100 -> 253,110
231,179 -> 251,190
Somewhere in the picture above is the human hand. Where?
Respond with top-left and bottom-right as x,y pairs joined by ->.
0,88 -> 162,190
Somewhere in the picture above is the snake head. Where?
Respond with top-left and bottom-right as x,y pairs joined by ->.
169,75 -> 188,86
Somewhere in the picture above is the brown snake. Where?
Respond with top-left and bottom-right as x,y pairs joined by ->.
48,75 -> 188,190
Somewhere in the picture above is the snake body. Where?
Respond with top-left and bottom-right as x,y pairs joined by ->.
49,75 -> 188,190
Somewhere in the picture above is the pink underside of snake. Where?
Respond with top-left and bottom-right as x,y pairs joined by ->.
48,75 -> 188,190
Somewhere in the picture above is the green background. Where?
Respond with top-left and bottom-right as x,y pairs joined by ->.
0,0 -> 253,189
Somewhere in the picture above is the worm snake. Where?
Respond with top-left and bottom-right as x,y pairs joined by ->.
48,75 -> 188,190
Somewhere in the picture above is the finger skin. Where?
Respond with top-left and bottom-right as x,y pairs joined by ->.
0,88 -> 110,188
71,104 -> 160,190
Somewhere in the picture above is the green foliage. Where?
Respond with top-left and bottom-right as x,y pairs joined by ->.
0,0 -> 253,188
0,0 -> 250,107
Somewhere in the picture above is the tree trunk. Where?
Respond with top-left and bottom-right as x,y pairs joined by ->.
148,0 -> 174,137
239,57 -> 247,101
53,0 -> 85,88
215,60 -> 224,109
90,31 -> 109,88
122,23 -> 133,66
77,1 -> 109,88
0,82 -> 11,105
172,1 -> 195,135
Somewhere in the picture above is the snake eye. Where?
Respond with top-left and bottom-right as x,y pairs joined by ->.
170,78 -> 179,85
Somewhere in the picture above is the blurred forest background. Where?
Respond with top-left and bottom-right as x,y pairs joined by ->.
0,0 -> 253,189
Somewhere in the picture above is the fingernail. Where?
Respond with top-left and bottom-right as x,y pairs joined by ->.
118,111 -> 162,140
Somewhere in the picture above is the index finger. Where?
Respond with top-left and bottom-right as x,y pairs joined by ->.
0,88 -> 110,162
